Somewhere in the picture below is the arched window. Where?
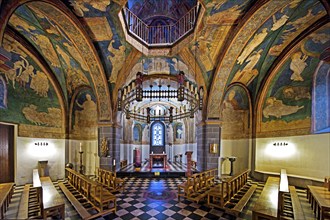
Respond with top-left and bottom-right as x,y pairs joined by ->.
133,124 -> 142,142
151,121 -> 165,146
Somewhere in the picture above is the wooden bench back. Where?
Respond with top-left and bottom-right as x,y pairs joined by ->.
191,168 -> 217,192
66,168 -> 103,200
222,169 -> 249,198
96,168 -> 118,189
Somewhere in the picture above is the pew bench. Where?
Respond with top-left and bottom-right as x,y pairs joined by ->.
224,184 -> 257,217
59,182 -> 92,220
96,168 -> 125,193
252,169 -> 305,220
287,186 -> 305,220
17,184 -> 30,219
183,168 -> 218,203
207,169 -> 250,209
66,168 -> 116,214
0,182 -> 15,219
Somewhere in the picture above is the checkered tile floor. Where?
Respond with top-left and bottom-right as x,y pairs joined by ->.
4,177 -> 317,220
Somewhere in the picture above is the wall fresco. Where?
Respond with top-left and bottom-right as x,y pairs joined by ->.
71,89 -> 97,139
29,1 -> 112,120
258,23 -> 330,134
65,0 -> 132,95
229,0 -> 325,93
9,4 -> 94,101
0,35 -> 63,137
207,0 -> 288,118
220,85 -> 250,139
191,0 -> 255,88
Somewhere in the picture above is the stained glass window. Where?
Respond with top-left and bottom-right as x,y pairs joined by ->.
151,122 -> 164,146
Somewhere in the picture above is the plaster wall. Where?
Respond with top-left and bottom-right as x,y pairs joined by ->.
220,138 -> 250,175
16,137 -> 65,185
255,133 -> 330,181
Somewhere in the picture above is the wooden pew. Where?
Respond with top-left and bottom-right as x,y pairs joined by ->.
66,168 -> 116,213
0,182 -> 15,219
178,168 -> 217,203
40,177 -> 65,219
59,182 -> 92,220
252,176 -> 279,220
207,169 -> 257,215
252,169 -> 305,220
288,186 -> 305,220
96,168 -> 125,193
17,184 -> 31,219
17,170 -> 44,219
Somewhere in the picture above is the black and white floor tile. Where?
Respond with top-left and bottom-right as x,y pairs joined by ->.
4,177 -> 317,220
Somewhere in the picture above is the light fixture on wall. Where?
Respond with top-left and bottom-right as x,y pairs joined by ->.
35,142 -> 48,146
118,71 -> 203,123
273,142 -> 288,146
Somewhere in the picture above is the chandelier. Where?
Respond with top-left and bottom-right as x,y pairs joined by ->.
117,71 -> 203,123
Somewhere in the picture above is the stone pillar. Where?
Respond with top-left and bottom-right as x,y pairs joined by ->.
99,124 -> 121,171
196,120 -> 221,171
185,151 -> 193,177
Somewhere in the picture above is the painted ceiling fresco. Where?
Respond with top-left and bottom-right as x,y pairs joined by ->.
9,4 -> 91,101
207,0 -> 328,118
258,22 -> 330,135
0,34 -> 64,137
0,0 -> 329,137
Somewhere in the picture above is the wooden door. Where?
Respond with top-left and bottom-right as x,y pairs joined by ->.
0,124 -> 14,183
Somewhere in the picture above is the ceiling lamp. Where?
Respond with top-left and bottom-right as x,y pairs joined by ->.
117,71 -> 203,123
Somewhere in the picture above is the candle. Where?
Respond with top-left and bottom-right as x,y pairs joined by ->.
79,143 -> 82,152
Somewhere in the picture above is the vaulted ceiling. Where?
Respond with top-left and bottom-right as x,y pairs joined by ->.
0,0 -> 329,126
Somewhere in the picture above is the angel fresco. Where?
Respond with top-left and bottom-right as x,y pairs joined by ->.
16,57 -> 34,88
63,43 -> 89,72
271,14 -> 289,31
30,70 -> 49,97
269,7 -> 324,57
69,0 -> 111,16
108,40 -> 126,83
233,49 -> 263,85
3,60 -> 25,89
9,14 -> 36,32
262,97 -> 304,119
289,51 -> 308,82
31,33 -> 61,68
237,28 -> 268,65
66,68 -> 89,94
3,37 -> 27,58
